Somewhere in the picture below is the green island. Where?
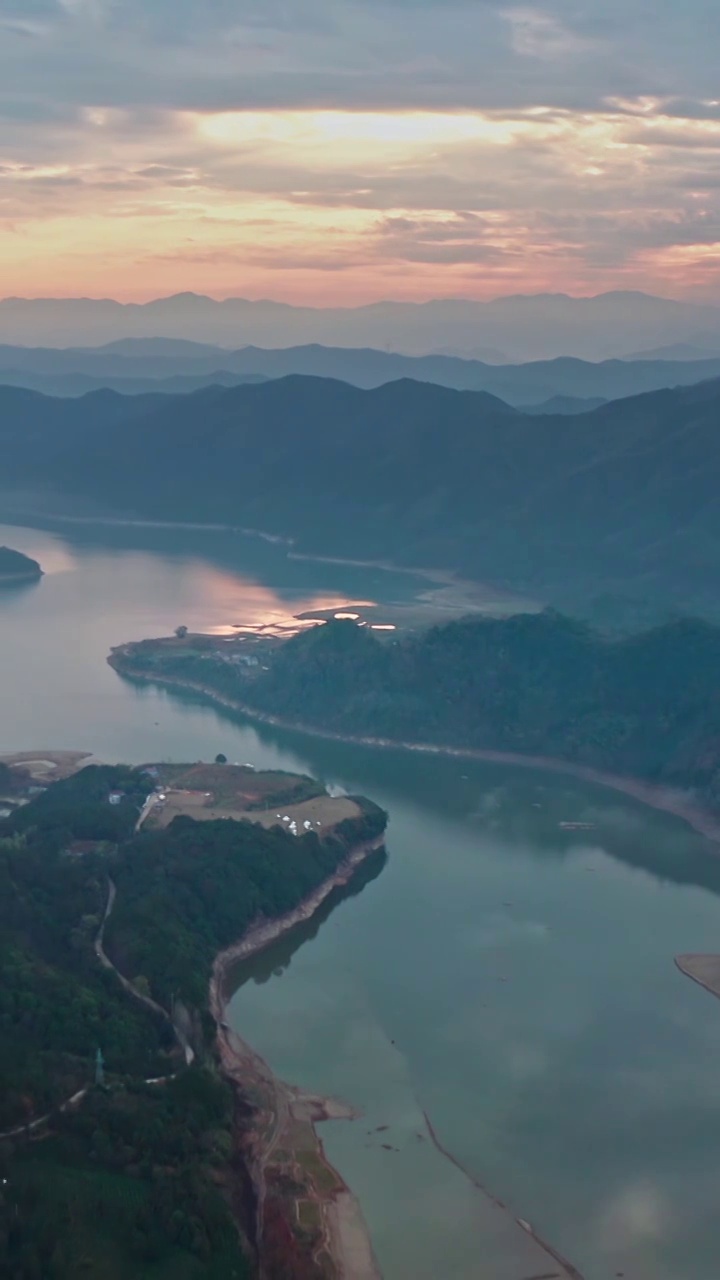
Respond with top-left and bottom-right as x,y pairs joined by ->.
0,754 -> 387,1280
111,608 -> 720,827
0,546 -> 42,584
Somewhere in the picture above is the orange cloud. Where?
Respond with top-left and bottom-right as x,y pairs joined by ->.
2,104 -> 720,302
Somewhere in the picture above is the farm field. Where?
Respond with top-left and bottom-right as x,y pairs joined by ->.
143,762 -> 360,835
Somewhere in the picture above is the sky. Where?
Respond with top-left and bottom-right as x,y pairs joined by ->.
1,0 -> 720,303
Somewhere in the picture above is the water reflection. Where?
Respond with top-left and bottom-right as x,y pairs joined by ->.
0,519 -> 391,644
132,678 -> 720,901
226,847 -> 388,995
0,577 -> 43,605
0,514 -> 422,605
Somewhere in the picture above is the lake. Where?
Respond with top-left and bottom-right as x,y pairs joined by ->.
3,518 -> 720,1279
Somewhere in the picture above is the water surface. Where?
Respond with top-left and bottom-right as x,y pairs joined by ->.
2,520 -> 720,1278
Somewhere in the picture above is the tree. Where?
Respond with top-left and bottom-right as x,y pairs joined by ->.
214,754 -> 227,765
175,626 -> 188,640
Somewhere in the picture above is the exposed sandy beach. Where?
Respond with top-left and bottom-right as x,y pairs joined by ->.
327,1195 -> 383,1280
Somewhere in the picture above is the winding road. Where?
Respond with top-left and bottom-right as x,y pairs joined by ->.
1,877 -> 194,1143
95,878 -> 195,1065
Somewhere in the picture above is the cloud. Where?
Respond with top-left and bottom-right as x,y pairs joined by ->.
503,7 -> 595,58
373,213 -> 513,264
597,1181 -> 669,1249
0,0 -> 713,118
0,0 -> 720,300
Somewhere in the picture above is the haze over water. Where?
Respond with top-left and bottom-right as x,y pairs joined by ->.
3,519 -> 720,1277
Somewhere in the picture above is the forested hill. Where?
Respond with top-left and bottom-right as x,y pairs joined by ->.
0,761 -> 386,1278
0,545 -> 42,580
5,373 -> 720,616
122,612 -> 720,810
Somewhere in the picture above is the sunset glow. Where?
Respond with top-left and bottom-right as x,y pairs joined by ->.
1,1 -> 720,302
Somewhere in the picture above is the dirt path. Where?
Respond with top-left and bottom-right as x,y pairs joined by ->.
95,878 -> 195,1065
3,876 -> 185,1142
0,1089 -> 88,1142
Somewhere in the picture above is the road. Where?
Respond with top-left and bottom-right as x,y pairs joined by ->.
135,792 -> 161,831
1,878 -> 198,1141
0,1089 -> 88,1141
96,878 -> 194,1065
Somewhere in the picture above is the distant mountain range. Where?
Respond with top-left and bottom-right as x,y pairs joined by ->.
0,365 -> 270,399
4,290 -> 720,361
621,342 -> 720,362
3,338 -> 720,409
3,374 -> 720,620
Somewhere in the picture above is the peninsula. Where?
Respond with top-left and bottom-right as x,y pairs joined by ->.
0,752 -> 387,1280
0,544 -> 42,583
110,608 -> 720,838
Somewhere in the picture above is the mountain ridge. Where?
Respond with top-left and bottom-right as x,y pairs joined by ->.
4,338 -> 720,406
3,290 -> 720,360
3,372 -> 720,620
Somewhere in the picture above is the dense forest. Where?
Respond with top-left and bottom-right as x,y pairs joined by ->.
2,1071 -> 247,1280
105,804 -> 385,1008
121,610 -> 720,809
0,763 -> 384,1278
0,768 -> 173,1131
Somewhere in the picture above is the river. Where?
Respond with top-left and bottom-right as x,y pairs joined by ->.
3,518 -> 720,1279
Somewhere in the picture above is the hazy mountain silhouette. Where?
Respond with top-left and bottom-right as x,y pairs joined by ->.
4,339 -> 720,407
621,342 -> 720,362
3,290 -> 720,361
523,395 -> 608,415
0,367 -> 268,398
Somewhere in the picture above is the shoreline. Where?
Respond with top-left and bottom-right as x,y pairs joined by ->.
0,508 -> 293,542
675,954 -> 720,1003
208,825 -> 584,1280
210,837 -> 385,1280
103,665 -> 594,1274
210,837 -> 384,990
1,508 -> 528,610
110,657 -> 720,847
